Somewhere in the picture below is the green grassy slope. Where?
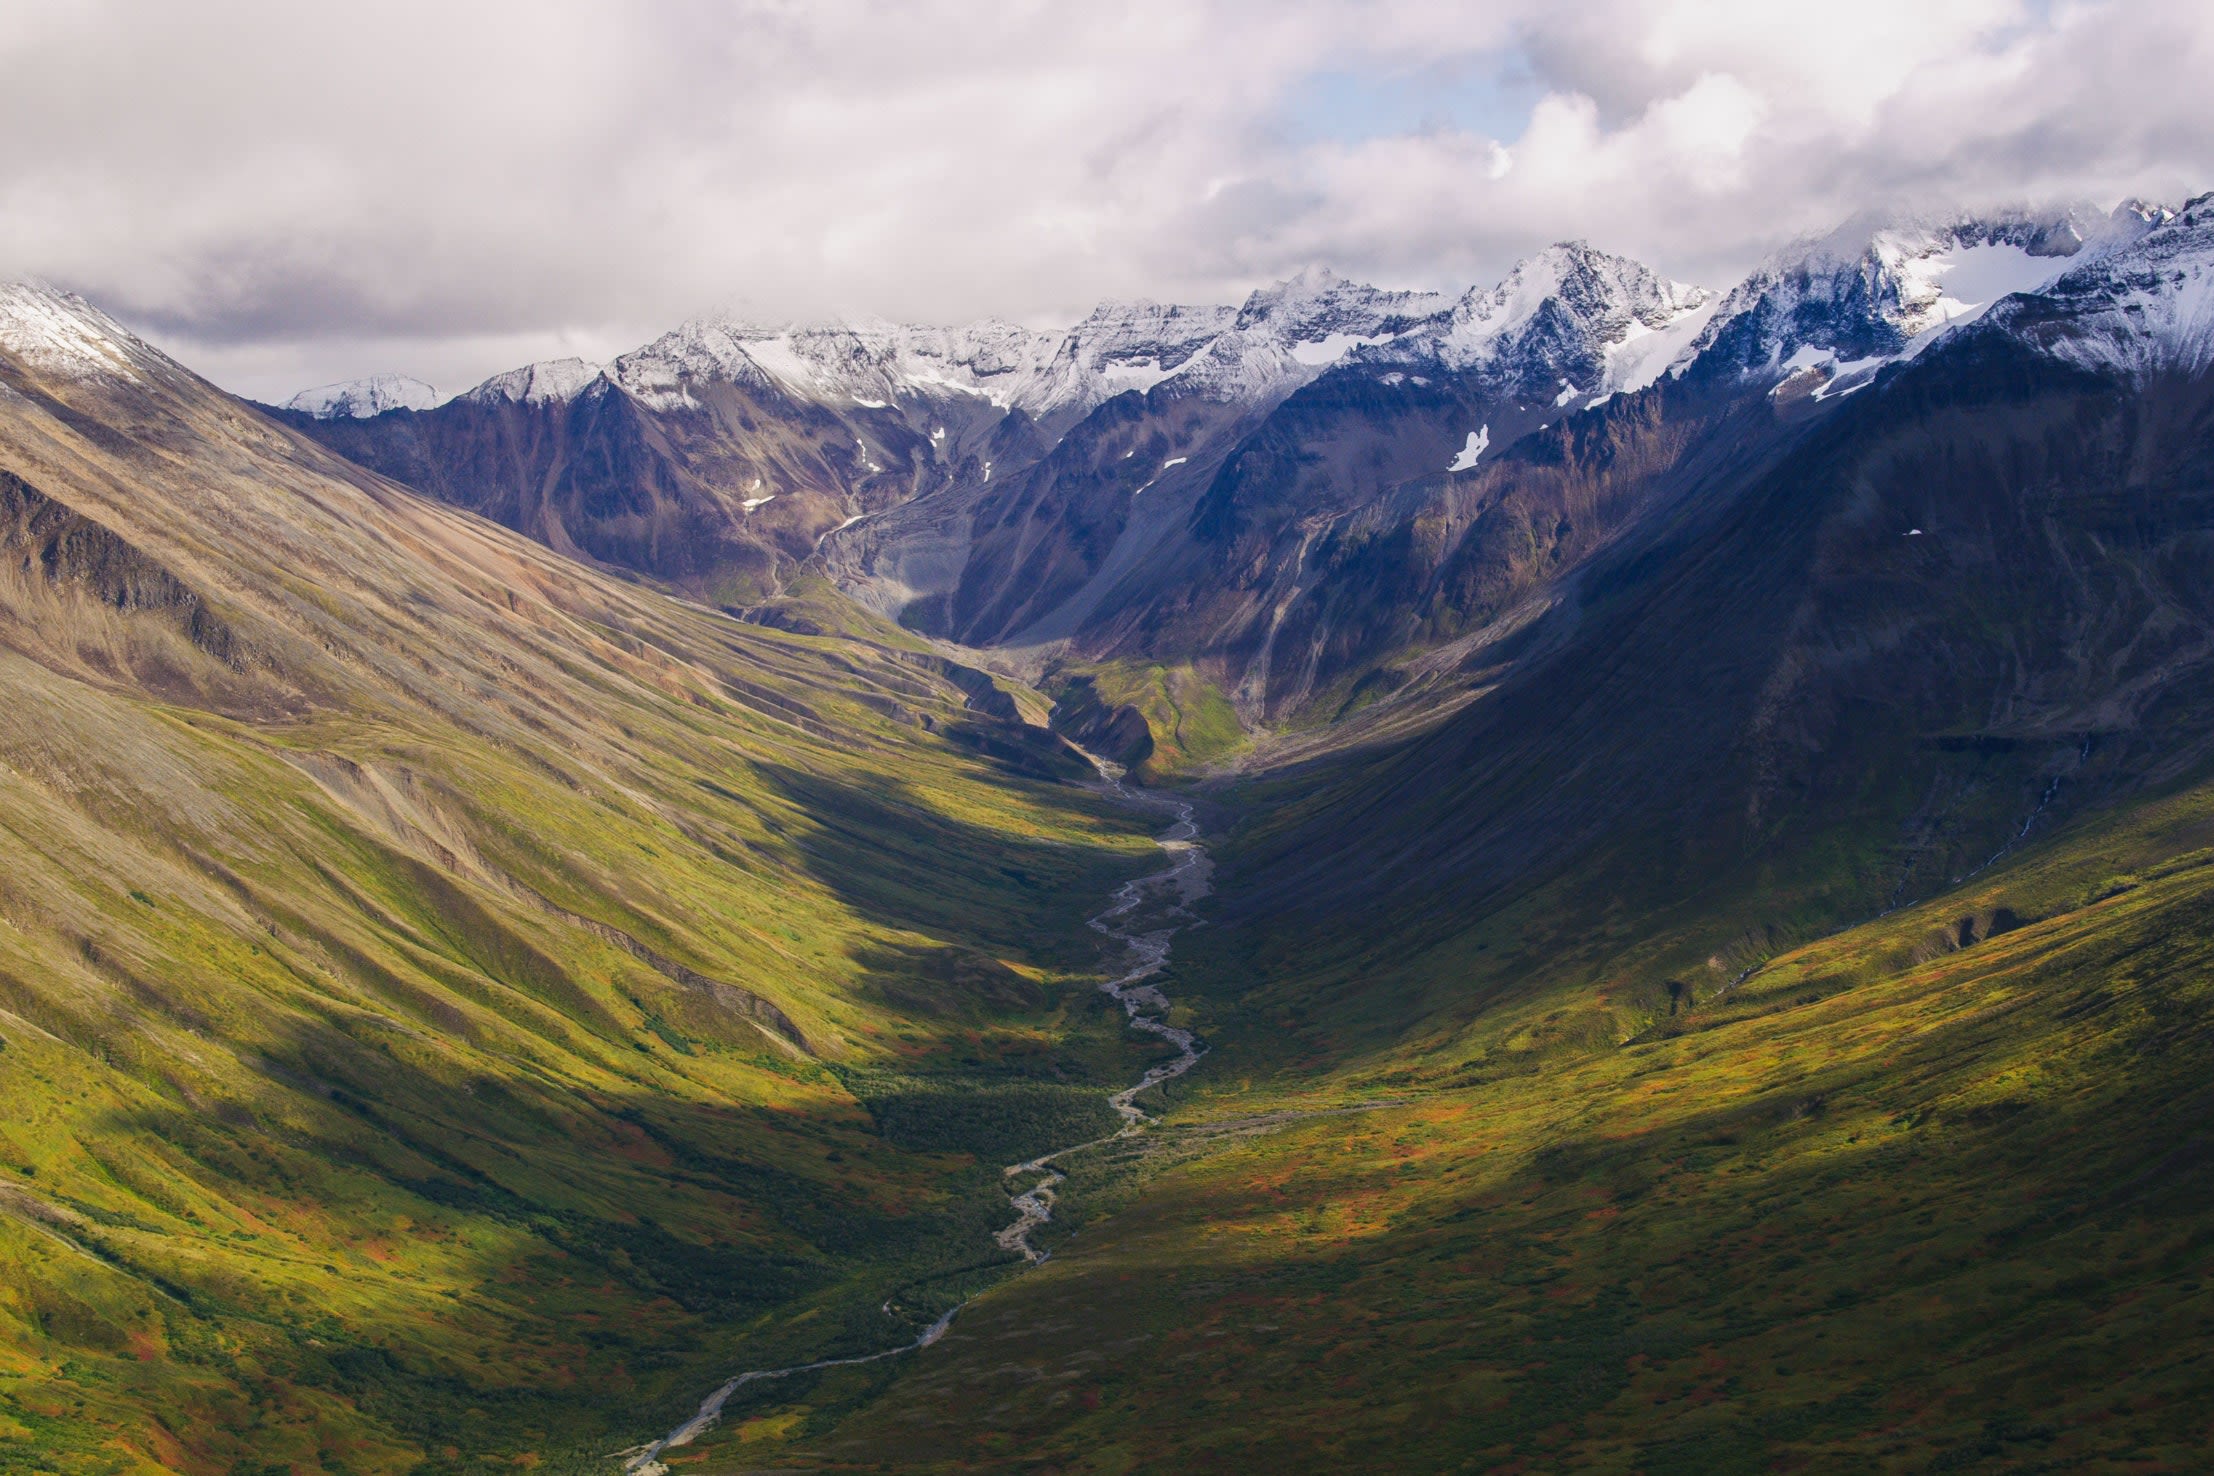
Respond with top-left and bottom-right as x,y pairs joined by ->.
0,308 -> 1161,1473
728,753 -> 2214,1475
1041,660 -> 1247,779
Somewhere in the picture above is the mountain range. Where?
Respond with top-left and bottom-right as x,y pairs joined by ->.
274,201 -> 2178,722
4,188 -> 2213,1472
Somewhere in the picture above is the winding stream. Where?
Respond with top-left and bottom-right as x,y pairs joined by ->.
620,767 -> 1209,1474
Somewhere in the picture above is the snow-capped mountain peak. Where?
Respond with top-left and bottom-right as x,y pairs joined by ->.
1340,243 -> 1713,404
464,357 -> 604,407
609,313 -> 1070,414
1979,192 -> 2214,379
1685,205 -> 2101,383
601,281 -> 1445,422
1433,241 -> 1710,381
1229,267 -> 1453,344
284,374 -> 443,419
608,317 -> 782,409
1139,271 -> 1455,404
0,279 -> 159,385
1040,299 -> 1239,403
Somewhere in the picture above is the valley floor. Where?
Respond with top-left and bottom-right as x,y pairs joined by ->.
621,767 -> 1211,1475
665,767 -> 2214,1474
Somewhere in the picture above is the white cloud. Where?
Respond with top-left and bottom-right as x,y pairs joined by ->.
0,0 -> 2204,399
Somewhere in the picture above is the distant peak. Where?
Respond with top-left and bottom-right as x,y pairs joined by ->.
282,374 -> 442,420
2114,197 -> 2177,227
1424,244 -> 1708,376
464,357 -> 604,407
1766,203 -> 2104,280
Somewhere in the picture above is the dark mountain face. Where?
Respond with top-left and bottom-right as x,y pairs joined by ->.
825,245 -> 1729,708
270,376 -> 926,602
1228,320 -> 2214,970
1152,376 -> 1798,717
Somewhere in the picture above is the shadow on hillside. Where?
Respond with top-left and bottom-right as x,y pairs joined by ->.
748,758 -> 1147,974
76,983 -> 1037,1471
35,764 -> 1158,1469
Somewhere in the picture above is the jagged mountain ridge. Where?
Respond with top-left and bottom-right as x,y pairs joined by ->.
825,244 -> 1724,665
274,199 -> 2186,723
1196,195 -> 2214,1072
897,200 -> 2183,717
268,271 -> 1471,606
1983,193 -> 2214,378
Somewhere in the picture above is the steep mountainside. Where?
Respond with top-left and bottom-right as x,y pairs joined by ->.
281,374 -> 442,419
1219,202 -> 2214,948
0,282 -> 1166,1472
827,253 -> 1703,669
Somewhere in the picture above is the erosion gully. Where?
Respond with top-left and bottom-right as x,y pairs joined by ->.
621,766 -> 1211,1474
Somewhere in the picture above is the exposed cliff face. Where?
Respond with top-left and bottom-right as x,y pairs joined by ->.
1150,378 -> 1791,718
0,465 -> 261,708
273,373 -> 888,602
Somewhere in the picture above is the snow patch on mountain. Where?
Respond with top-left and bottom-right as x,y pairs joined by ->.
328,271 -> 1440,433
1353,244 -> 1711,407
1887,241 -> 2061,338
1157,269 -> 1454,404
1029,300 -> 1238,415
606,309 -> 1238,422
622,312 -> 1180,418
1097,358 -> 1176,394
1448,425 -> 1489,471
285,374 -> 442,419
609,318 -> 781,409
1442,244 -> 1706,371
1290,331 -> 1392,367
1603,297 -> 1720,393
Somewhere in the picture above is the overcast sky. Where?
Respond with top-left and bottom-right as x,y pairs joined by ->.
2,0 -> 2206,400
